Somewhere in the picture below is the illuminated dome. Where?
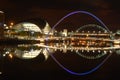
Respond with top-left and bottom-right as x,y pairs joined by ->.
13,22 -> 42,33
14,49 -> 41,59
5,18 -> 51,39
10,22 -> 42,39
13,44 -> 42,59
13,44 -> 53,61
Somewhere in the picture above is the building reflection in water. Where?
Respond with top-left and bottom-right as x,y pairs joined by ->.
0,17 -> 120,77
1,43 -> 55,60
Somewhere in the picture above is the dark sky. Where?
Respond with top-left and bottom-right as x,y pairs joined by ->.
0,0 -> 119,30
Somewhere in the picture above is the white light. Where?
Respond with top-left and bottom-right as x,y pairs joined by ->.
3,54 -> 6,57
5,26 -> 9,29
76,30 -> 78,32
82,50 -> 84,52
23,23 -> 37,27
0,11 -> 4,13
76,50 -> 78,52
22,23 -> 42,32
46,22 -> 49,27
93,31 -> 95,33
22,50 -> 41,59
104,51 -> 107,54
109,50 -> 112,53
98,31 -> 101,33
4,24 -> 7,26
0,72 -> 2,74
87,50 -> 89,52
98,50 -> 101,53
5,51 -> 9,54
104,30 -> 107,33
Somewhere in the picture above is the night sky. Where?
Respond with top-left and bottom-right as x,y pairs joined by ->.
0,0 -> 120,80
0,0 -> 119,29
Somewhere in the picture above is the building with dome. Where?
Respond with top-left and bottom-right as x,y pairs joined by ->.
4,22 -> 42,40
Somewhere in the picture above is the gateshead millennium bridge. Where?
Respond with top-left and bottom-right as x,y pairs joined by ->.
0,11 -> 120,76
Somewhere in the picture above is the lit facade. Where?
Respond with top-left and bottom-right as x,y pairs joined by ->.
4,22 -> 42,39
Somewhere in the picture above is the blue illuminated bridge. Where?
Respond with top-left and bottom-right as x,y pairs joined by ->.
0,11 -> 120,76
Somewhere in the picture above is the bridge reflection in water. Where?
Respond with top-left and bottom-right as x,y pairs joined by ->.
0,11 -> 120,78
0,27 -> 120,77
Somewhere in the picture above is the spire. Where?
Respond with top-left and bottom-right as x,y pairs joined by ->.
43,22 -> 52,34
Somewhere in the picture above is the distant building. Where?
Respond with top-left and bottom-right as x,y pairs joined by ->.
62,29 -> 68,37
42,22 -> 54,35
5,22 -> 42,39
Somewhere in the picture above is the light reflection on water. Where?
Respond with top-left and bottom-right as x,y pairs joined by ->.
0,37 -> 119,79
0,42 -> 110,73
0,13 -> 120,78
0,43 -> 50,60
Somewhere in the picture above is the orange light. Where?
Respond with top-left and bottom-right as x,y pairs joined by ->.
10,22 -> 14,26
8,54 -> 13,59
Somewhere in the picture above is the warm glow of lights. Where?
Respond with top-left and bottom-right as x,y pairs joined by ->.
23,23 -> 37,27
71,38 -> 74,40
5,26 -> 9,29
42,49 -> 49,60
21,23 -> 42,32
9,54 -> 13,59
10,22 -> 14,26
86,34 -> 89,37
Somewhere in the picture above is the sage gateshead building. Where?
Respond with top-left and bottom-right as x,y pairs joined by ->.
4,18 -> 54,40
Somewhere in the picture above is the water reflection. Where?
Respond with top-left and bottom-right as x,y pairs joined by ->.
0,17 -> 120,77
1,43 -> 56,61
